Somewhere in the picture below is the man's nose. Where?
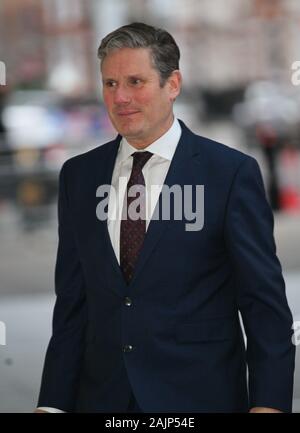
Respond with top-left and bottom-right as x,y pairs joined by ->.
114,85 -> 131,105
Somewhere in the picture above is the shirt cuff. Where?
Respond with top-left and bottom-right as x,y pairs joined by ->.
36,407 -> 66,413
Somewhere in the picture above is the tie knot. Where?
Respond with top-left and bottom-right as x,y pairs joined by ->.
132,151 -> 153,171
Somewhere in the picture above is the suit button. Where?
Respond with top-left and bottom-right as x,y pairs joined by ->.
124,297 -> 132,306
123,344 -> 134,353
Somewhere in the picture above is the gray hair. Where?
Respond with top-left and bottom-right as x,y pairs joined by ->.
97,22 -> 180,87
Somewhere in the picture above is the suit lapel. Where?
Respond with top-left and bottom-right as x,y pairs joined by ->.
93,120 -> 202,294
94,135 -> 125,288
128,120 -> 200,290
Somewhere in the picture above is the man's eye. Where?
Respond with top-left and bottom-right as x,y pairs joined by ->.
106,81 -> 116,87
131,78 -> 141,85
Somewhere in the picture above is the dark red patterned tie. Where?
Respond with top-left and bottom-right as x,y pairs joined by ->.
120,151 -> 153,284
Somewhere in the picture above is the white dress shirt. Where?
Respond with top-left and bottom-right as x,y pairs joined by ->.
107,117 -> 181,264
37,117 -> 182,413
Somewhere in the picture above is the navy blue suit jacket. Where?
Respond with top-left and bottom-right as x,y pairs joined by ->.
38,119 -> 295,412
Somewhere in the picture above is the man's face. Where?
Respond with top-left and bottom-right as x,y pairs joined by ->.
101,47 -> 181,148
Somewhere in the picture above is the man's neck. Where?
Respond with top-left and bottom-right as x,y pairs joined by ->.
125,115 -> 175,149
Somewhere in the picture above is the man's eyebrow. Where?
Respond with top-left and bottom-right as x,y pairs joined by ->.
102,74 -> 146,81
128,74 -> 146,80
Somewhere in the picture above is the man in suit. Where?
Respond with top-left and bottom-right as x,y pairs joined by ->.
36,22 -> 295,413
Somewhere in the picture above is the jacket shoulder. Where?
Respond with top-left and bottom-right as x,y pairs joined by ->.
194,132 -> 251,167
180,119 -> 253,168
60,137 -> 118,174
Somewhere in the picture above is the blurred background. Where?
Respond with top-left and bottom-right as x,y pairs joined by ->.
0,0 -> 299,412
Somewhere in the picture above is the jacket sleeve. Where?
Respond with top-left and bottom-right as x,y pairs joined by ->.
37,161 -> 88,412
224,156 -> 295,413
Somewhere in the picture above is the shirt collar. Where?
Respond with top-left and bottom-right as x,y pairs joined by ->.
117,117 -> 182,164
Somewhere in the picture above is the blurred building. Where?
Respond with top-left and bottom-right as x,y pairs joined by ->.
1,0 -> 300,97
89,0 -> 298,93
0,0 -> 95,96
142,0 -> 300,92
0,0 -> 46,90
42,0 -> 95,96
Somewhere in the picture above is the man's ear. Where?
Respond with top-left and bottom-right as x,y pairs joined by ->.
167,70 -> 182,101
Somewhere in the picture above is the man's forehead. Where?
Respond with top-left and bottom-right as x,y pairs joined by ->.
101,51 -> 157,79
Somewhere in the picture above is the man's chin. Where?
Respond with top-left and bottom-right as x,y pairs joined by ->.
115,123 -> 144,139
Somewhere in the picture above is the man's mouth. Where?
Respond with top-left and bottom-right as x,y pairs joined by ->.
116,110 -> 140,117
